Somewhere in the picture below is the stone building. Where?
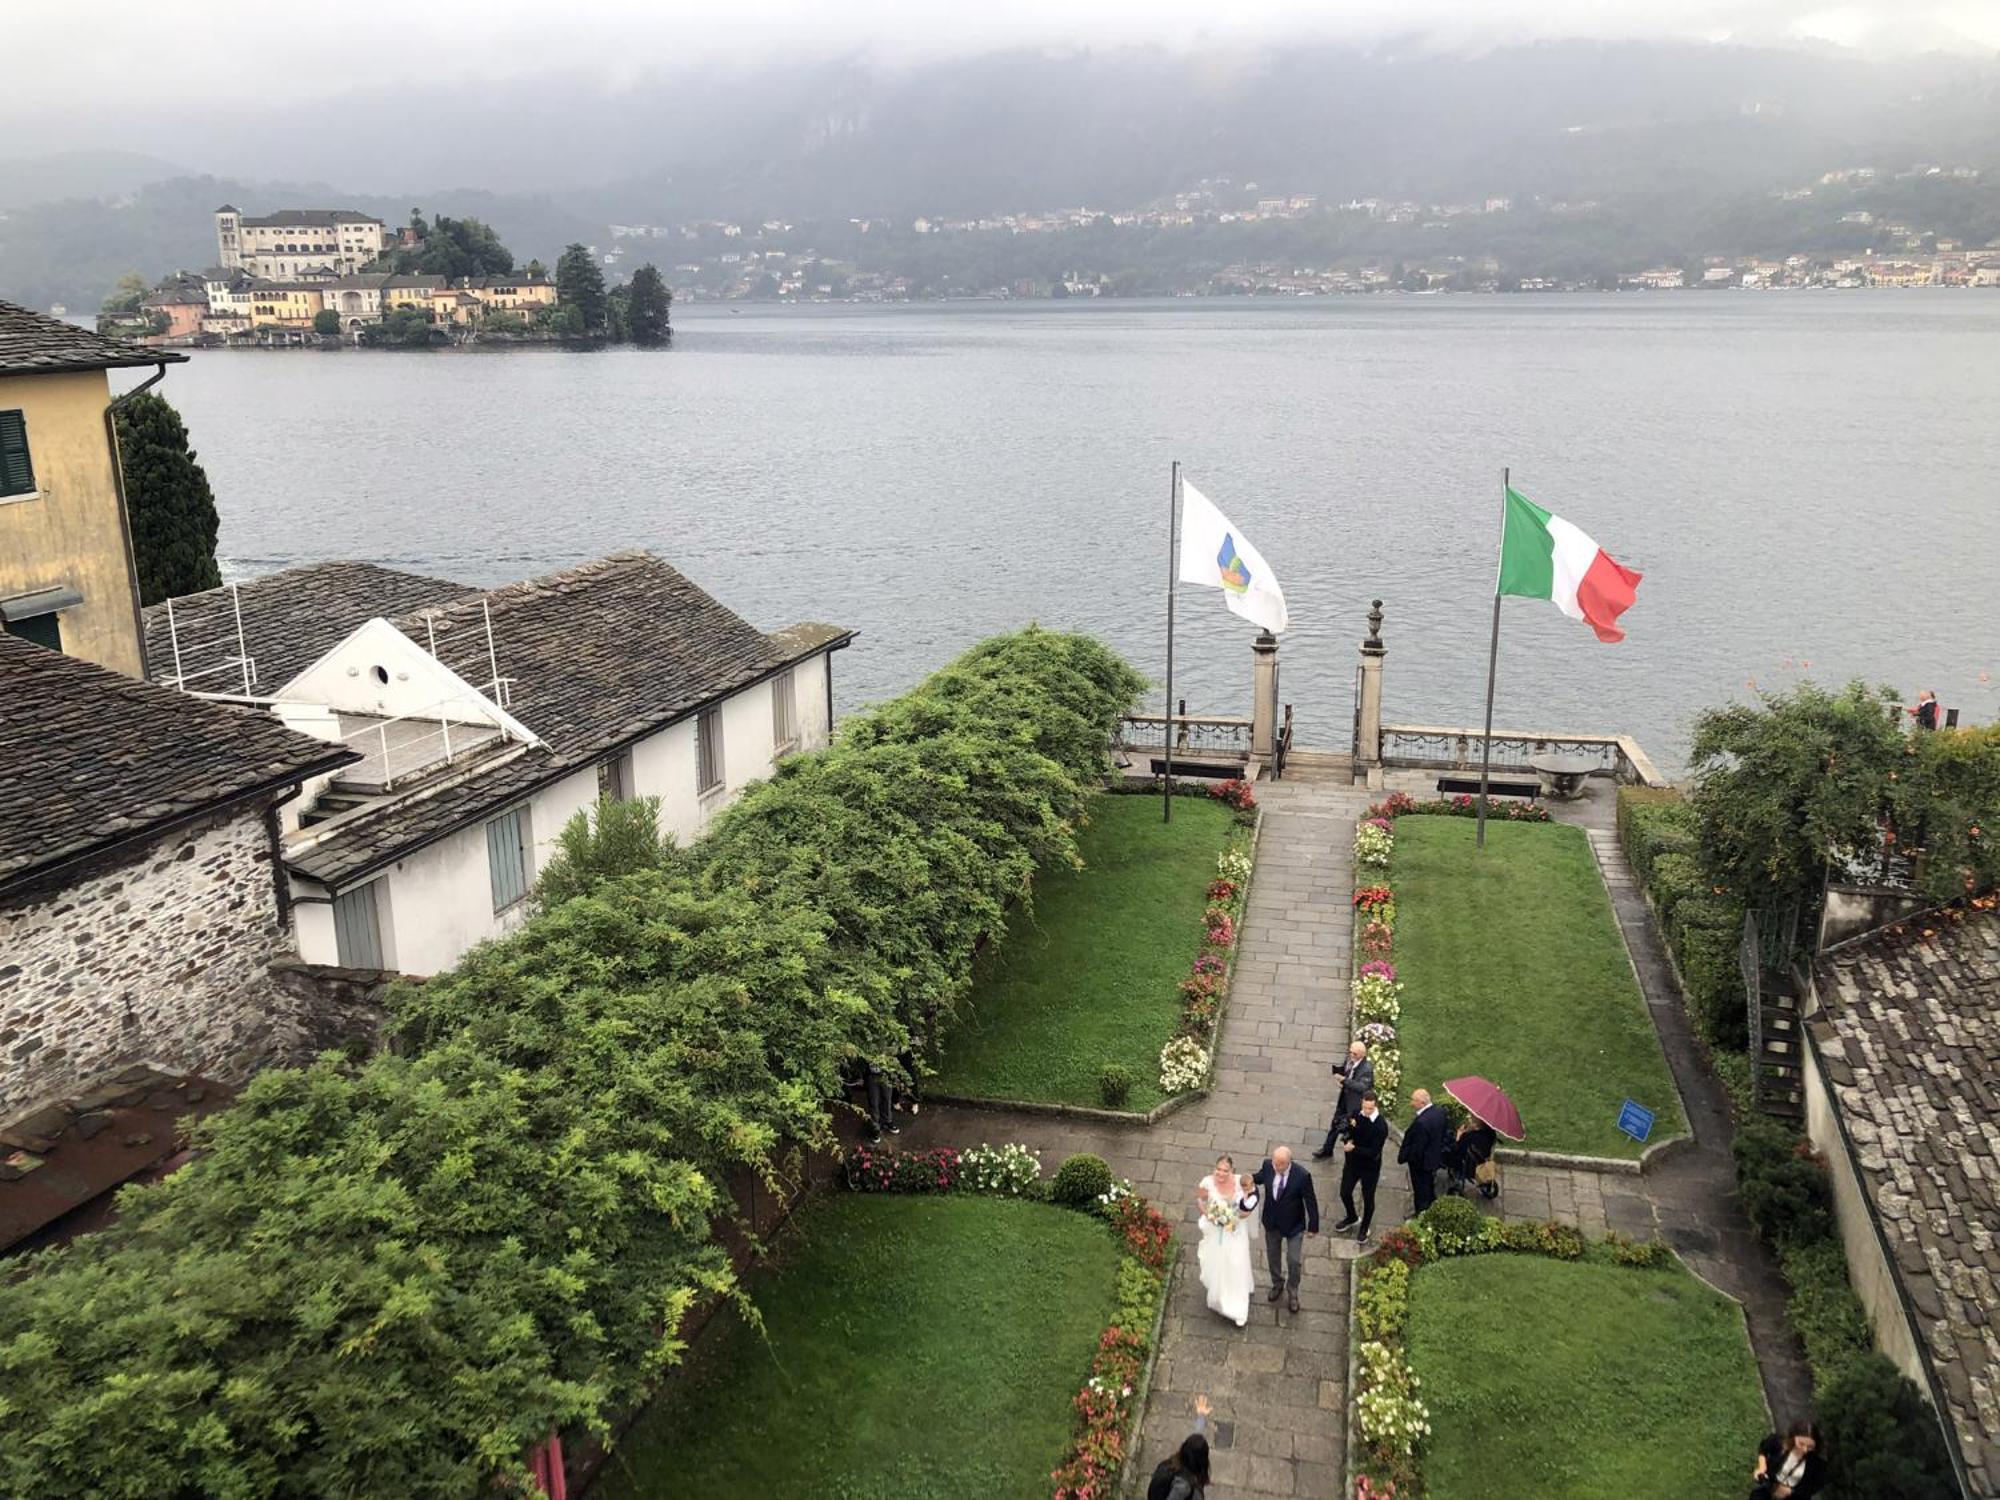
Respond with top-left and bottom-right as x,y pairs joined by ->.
0,300 -> 185,677
0,636 -> 357,1117
145,552 -> 853,976
1804,906 -> 1999,1495
214,206 -> 386,279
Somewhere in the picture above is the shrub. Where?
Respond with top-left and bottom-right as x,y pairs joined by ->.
1355,819 -> 1395,867
1356,1341 -> 1431,1458
1605,1231 -> 1672,1268
1107,1191 -> 1175,1273
1159,1034 -> 1210,1093
1410,1196 -> 1497,1258
1368,1227 -> 1424,1269
842,1144 -> 962,1193
1732,1119 -> 1836,1251
1052,1153 -> 1115,1208
1352,971 -> 1403,1024
1217,847 -> 1253,885
1817,1351 -> 1960,1496
1496,1218 -> 1586,1260
1356,1259 -> 1412,1341
1096,1063 -> 1134,1108
958,1141 -> 1041,1196
1679,922 -> 1749,1047
1114,1256 -> 1162,1335
1780,1238 -> 1872,1385
1649,852 -> 1706,928
1616,786 -> 1694,886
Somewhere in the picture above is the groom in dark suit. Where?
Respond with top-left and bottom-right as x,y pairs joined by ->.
1250,1145 -> 1319,1314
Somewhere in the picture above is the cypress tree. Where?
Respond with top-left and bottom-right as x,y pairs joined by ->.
555,242 -> 608,333
113,391 -> 222,604
626,264 -> 672,344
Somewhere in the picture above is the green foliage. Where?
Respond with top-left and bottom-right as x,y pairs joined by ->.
1678,921 -> 1748,1048
1114,1255 -> 1162,1334
1817,1351 -> 1962,1497
112,391 -> 221,604
1494,1218 -> 1586,1259
311,307 -> 341,335
1688,680 -> 1907,915
1095,1063 -> 1133,1108
1898,723 -> 2000,898
625,263 -> 672,344
1779,1237 -> 1872,1385
556,242 -> 607,332
1603,1231 -> 1671,1268
1356,1258 -> 1412,1342
379,212 -> 515,279
1647,851 -> 1705,929
1050,1153 -> 1114,1208
1731,1118 -> 1835,1251
359,305 -> 441,348
1409,1195 -> 1497,1257
100,269 -> 148,314
0,627 -> 1143,1497
532,795 -> 677,911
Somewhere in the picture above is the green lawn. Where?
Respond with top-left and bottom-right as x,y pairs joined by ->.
598,1194 -> 1119,1499
1390,817 -> 1683,1157
1405,1254 -> 1768,1499
933,794 -> 1238,1110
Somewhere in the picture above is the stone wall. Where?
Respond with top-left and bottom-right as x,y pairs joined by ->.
0,805 -> 312,1116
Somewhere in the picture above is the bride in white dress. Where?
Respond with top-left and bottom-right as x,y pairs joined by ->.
1195,1154 -> 1260,1327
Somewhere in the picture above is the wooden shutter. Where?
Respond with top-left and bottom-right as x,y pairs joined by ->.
486,807 -> 532,910
0,411 -> 34,498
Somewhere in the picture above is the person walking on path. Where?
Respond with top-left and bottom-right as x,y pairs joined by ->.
1251,1145 -> 1319,1313
1749,1419 -> 1825,1499
1146,1394 -> 1213,1500
1332,1089 -> 1388,1244
1398,1088 -> 1449,1217
1312,1041 -> 1373,1160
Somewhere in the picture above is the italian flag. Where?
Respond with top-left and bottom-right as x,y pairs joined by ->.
1497,487 -> 1643,643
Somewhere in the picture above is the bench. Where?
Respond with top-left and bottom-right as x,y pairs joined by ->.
1150,757 -> 1246,781
1436,776 -> 1539,800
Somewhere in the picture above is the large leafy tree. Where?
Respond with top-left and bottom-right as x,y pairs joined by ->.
555,242 -> 607,332
112,391 -> 222,604
626,263 -> 672,344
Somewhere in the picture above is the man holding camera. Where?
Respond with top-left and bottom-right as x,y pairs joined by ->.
1311,1039 -> 1373,1160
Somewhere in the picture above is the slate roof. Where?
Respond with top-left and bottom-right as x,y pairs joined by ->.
0,635 -> 357,893
0,301 -> 189,376
239,209 -> 382,228
143,563 -> 477,694
280,551 -> 852,885
1810,903 -> 2000,1493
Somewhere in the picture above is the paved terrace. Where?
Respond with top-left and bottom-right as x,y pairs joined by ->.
900,765 -> 1806,1498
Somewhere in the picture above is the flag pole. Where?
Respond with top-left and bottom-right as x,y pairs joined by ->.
1476,466 -> 1508,848
1164,460 -> 1180,823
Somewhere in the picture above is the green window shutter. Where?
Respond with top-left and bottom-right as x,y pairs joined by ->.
0,410 -> 34,498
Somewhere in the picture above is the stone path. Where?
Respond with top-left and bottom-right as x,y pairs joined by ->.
898,766 -> 1811,1497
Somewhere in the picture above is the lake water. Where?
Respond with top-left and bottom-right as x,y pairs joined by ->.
141,294 -> 2000,768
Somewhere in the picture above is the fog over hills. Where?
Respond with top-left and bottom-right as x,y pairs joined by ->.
2,40 -> 1996,309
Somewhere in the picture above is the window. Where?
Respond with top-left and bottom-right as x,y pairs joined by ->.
332,882 -> 386,968
3,612 -> 60,651
597,749 -> 634,802
0,410 -> 35,498
772,668 -> 798,750
486,805 -> 532,911
696,708 -> 724,795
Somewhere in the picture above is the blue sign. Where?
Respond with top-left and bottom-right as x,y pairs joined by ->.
1617,1099 -> 1656,1143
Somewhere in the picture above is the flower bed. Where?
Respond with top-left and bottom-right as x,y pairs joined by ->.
1368,789 -> 1552,824
831,1144 -> 1173,1499
1352,1199 -> 1762,1498
1156,829 -> 1259,1098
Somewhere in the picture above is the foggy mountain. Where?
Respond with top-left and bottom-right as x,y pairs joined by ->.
2,40 -> 1995,310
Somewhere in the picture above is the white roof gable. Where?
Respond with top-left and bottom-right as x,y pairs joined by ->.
274,617 -> 541,745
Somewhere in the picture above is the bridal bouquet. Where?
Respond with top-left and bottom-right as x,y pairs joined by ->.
1202,1197 -> 1240,1232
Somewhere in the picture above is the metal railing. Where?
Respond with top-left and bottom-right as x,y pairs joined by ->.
1379,723 -> 1669,787
1113,711 -> 1254,764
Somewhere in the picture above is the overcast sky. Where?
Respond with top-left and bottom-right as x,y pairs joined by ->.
10,0 -> 1999,119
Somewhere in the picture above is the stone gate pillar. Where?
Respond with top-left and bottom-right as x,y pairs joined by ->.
1357,599 -> 1386,789
1251,630 -> 1279,768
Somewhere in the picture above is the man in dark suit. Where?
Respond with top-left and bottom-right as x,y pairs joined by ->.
1251,1146 -> 1319,1314
1397,1088 -> 1449,1216
1312,1040 -> 1374,1160
1331,1089 -> 1388,1244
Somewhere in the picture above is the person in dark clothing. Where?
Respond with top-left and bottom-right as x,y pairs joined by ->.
1749,1420 -> 1825,1500
1906,690 -> 1941,731
1445,1117 -> 1498,1195
1331,1089 -> 1388,1243
1250,1147 -> 1320,1314
1312,1041 -> 1374,1159
1146,1394 -> 1212,1500
862,1060 -> 897,1139
1397,1089 -> 1449,1216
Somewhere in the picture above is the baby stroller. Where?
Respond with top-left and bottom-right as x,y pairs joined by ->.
1445,1121 -> 1501,1201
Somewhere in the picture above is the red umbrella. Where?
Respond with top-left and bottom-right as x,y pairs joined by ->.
1443,1076 -> 1525,1141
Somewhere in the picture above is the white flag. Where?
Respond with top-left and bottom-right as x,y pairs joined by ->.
1177,479 -> 1288,634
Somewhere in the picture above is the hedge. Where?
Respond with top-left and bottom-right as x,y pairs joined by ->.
0,628 -> 1146,1498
